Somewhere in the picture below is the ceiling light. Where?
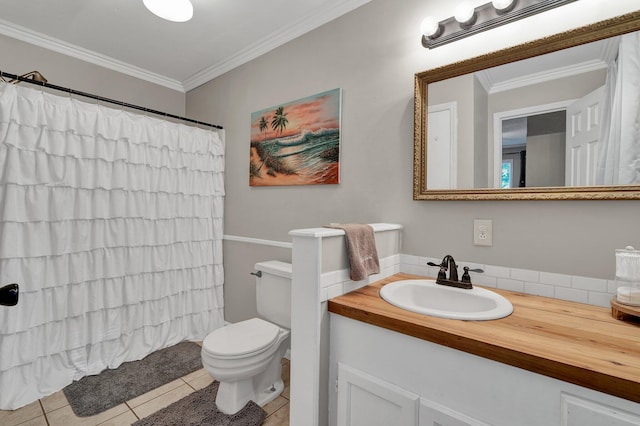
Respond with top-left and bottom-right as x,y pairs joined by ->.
143,0 -> 193,22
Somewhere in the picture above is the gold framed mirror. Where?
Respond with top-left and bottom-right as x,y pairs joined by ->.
414,11 -> 640,200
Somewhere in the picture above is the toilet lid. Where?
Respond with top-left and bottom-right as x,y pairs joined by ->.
202,318 -> 280,357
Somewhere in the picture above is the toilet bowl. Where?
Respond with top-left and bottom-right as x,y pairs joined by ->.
201,261 -> 292,415
201,318 -> 290,414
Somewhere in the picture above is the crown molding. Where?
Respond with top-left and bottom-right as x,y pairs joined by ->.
0,0 -> 371,94
0,18 -> 185,92
489,59 -> 608,94
182,0 -> 372,91
476,35 -> 620,94
480,59 -> 608,94
474,71 -> 493,93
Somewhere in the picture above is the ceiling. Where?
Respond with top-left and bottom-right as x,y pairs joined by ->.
0,0 -> 370,92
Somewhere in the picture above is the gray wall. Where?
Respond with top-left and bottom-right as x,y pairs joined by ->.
527,132 -> 566,187
473,76 -> 489,188
186,0 -> 640,322
223,241 -> 292,324
0,34 -> 185,116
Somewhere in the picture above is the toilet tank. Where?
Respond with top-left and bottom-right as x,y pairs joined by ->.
255,261 -> 292,329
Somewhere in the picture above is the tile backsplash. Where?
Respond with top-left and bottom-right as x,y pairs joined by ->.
320,253 -> 615,308
401,254 -> 615,308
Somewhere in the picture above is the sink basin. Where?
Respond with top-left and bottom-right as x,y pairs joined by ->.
379,279 -> 513,320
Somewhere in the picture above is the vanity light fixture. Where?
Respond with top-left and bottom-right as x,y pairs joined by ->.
421,0 -> 577,49
143,0 -> 193,22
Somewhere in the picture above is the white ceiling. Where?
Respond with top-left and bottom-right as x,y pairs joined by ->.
0,0 -> 371,92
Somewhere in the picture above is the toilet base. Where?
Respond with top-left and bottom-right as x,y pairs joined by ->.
255,378 -> 284,407
214,351 -> 287,415
215,377 -> 284,414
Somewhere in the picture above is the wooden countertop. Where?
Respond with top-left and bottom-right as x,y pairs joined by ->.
328,273 -> 640,404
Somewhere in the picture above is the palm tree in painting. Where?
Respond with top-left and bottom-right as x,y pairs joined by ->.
259,116 -> 269,141
271,106 -> 288,136
254,116 -> 270,175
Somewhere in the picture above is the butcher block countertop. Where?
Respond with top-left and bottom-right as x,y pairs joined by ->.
327,273 -> 640,404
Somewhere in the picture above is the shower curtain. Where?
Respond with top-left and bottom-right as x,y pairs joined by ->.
596,32 -> 640,185
0,83 -> 225,409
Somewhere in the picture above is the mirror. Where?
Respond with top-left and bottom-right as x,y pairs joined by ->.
414,11 -> 640,200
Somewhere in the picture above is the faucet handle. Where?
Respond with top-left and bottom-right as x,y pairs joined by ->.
461,266 -> 483,284
427,262 -> 448,281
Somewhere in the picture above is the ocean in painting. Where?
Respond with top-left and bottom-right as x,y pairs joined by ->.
250,88 -> 341,186
250,128 -> 340,185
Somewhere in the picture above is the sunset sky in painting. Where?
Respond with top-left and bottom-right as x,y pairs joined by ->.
250,89 -> 341,143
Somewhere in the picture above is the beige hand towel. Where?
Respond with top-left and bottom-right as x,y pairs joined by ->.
325,224 -> 380,281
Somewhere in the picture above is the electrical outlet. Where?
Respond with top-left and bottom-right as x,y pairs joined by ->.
473,219 -> 493,246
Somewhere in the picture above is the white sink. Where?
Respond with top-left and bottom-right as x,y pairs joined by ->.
379,279 -> 513,320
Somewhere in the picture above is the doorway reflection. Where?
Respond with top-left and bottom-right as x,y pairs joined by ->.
501,110 -> 566,188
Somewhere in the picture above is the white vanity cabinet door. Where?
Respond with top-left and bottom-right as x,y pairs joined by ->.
562,394 -> 640,426
337,363 -> 419,426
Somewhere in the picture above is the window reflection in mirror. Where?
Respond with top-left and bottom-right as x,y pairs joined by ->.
501,159 -> 513,188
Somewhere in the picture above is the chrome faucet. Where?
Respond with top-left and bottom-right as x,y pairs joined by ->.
427,255 -> 483,289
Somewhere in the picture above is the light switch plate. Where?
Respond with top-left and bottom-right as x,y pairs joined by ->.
473,219 -> 493,246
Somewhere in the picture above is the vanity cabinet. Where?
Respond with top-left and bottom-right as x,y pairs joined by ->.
336,363 -> 419,426
329,314 -> 640,426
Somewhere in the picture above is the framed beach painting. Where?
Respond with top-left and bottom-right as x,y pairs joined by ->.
250,88 -> 341,186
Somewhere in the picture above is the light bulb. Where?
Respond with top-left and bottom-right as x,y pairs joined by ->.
454,2 -> 476,24
420,16 -> 441,38
492,0 -> 515,12
143,0 -> 193,22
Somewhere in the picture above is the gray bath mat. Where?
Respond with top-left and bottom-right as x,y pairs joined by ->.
133,381 -> 267,426
63,341 -> 203,417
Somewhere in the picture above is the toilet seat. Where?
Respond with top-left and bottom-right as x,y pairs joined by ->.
202,318 -> 281,359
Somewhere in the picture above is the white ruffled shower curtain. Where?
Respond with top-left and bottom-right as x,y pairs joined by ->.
596,32 -> 640,185
0,83 -> 225,409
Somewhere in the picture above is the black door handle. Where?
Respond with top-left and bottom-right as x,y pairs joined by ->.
0,284 -> 19,306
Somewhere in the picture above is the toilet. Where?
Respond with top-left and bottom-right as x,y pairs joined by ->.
201,260 -> 291,414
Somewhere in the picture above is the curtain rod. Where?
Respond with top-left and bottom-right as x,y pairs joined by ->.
0,70 -> 223,130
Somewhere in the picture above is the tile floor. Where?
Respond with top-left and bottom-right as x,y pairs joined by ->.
0,358 -> 290,426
